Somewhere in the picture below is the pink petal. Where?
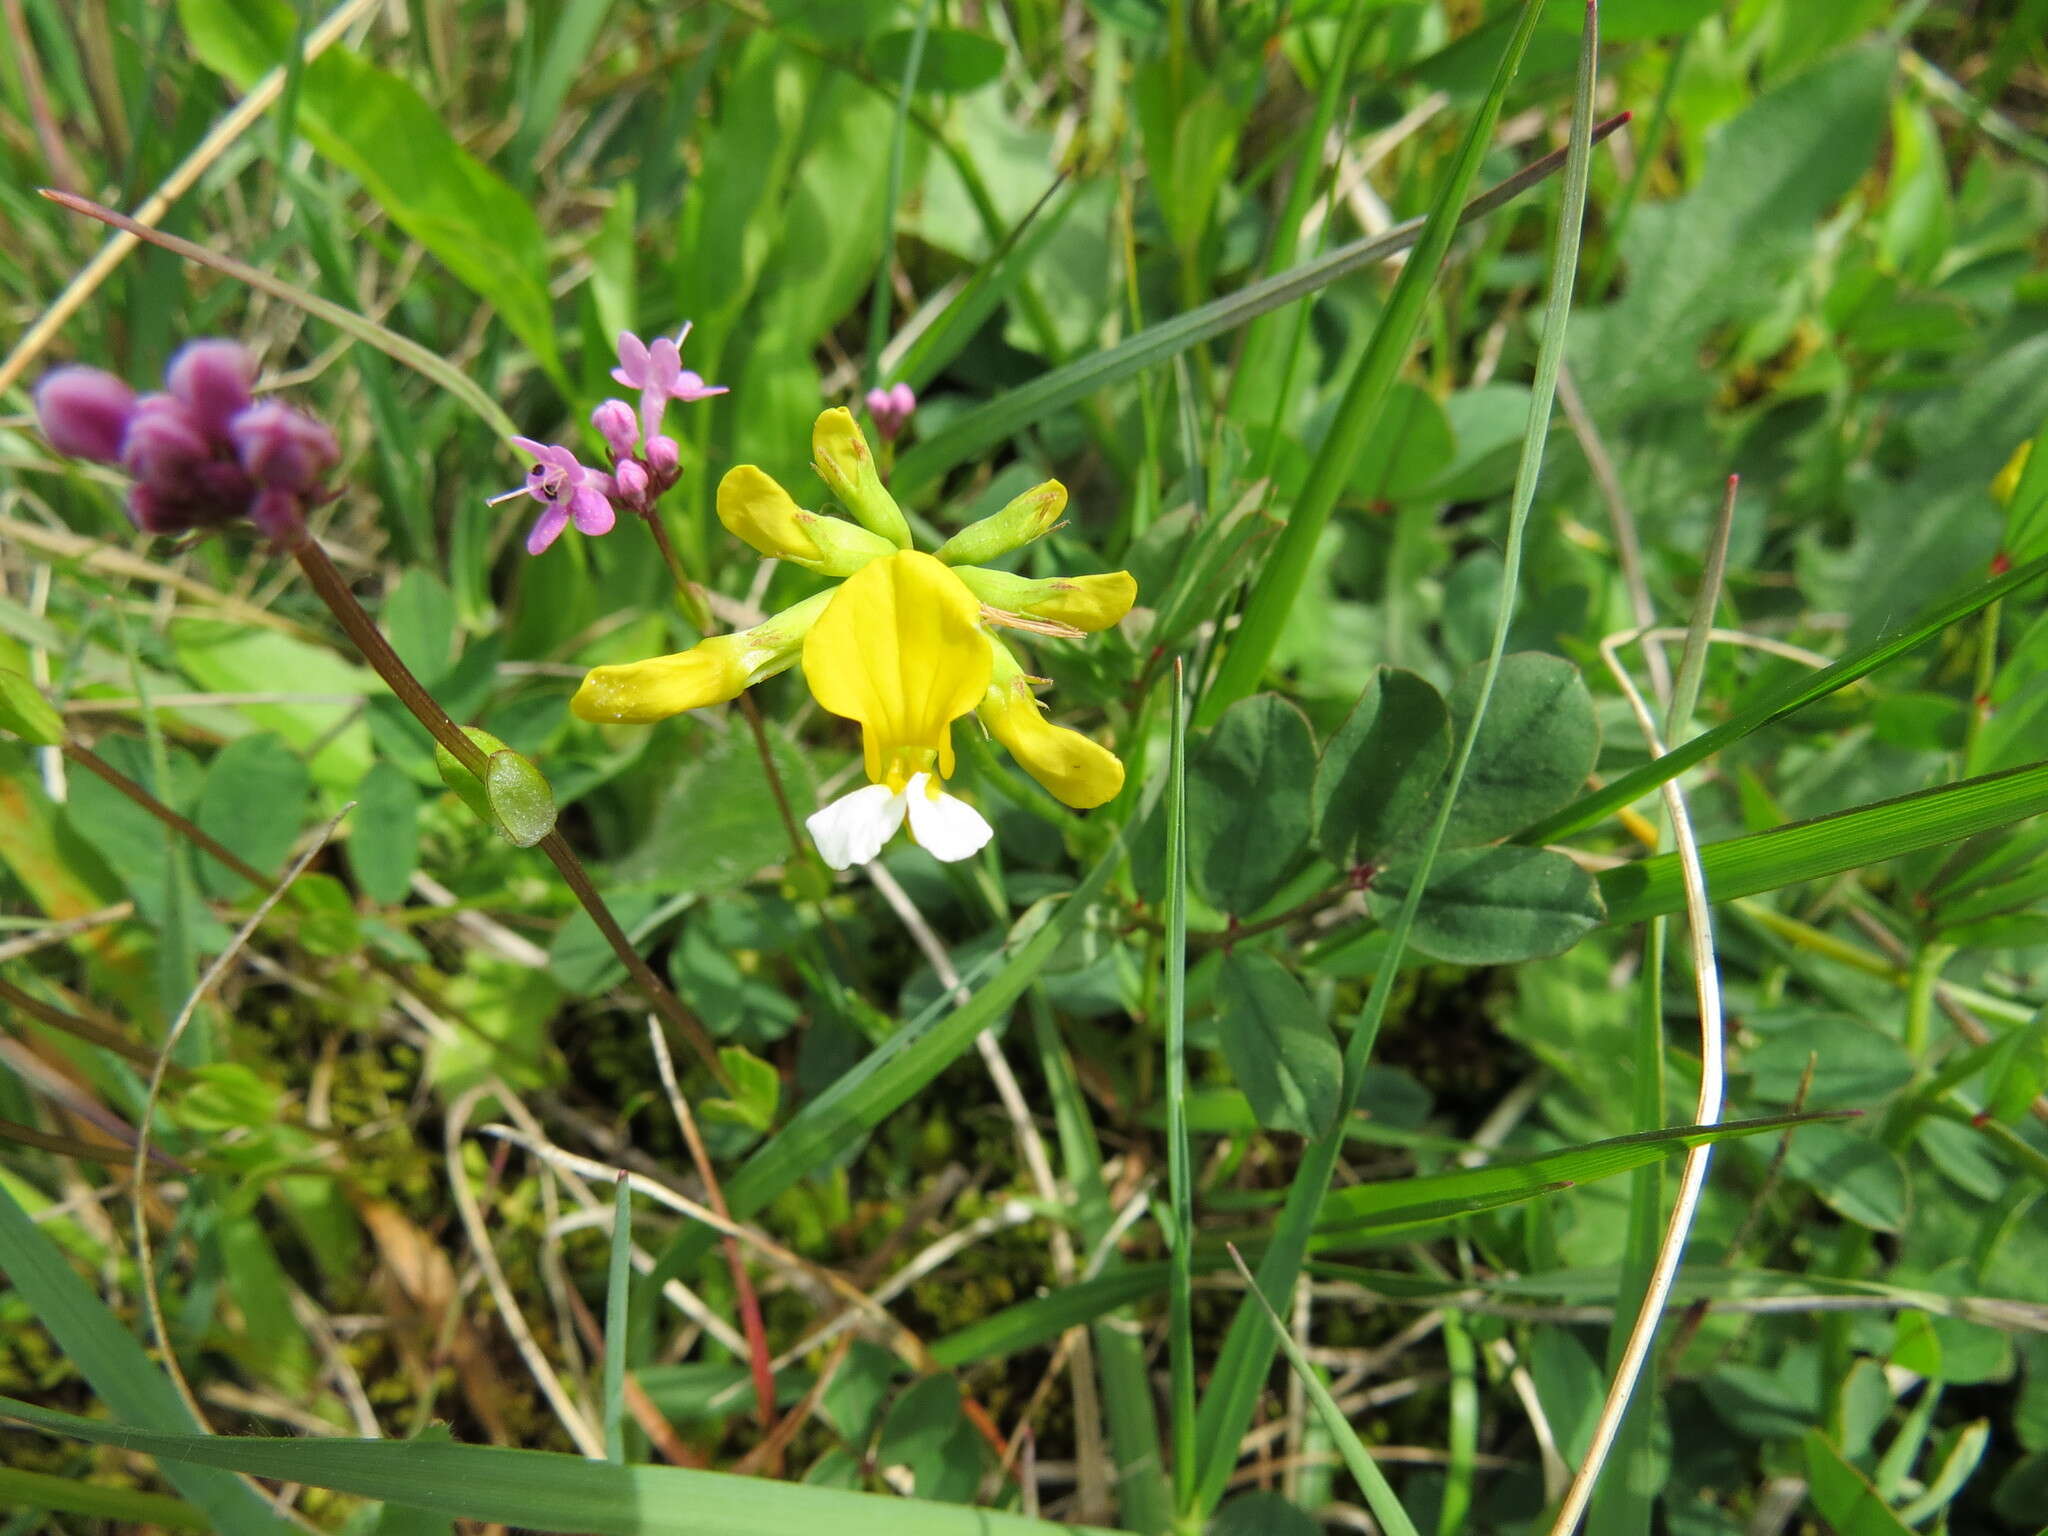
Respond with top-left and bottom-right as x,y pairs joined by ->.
526,503 -> 571,554
611,331 -> 650,388
569,485 -> 616,536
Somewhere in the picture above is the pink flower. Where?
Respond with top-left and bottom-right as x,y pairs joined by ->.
865,381 -> 916,442
612,324 -> 726,445
33,366 -> 136,462
166,339 -> 255,439
506,437 -> 617,555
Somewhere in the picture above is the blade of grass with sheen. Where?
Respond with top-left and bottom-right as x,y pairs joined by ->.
1190,4 -> 1592,1507
602,1174 -> 632,1464
889,112 -> 1625,502
0,1395 -> 1114,1536
0,1183 -> 297,1536
646,838 -> 1122,1289
1598,758 -> 2048,926
1228,1245 -> 1423,1536
0,1468 -> 207,1531
1516,551 -> 2048,846
1163,662 -> 1197,1514
1199,0 -> 1549,724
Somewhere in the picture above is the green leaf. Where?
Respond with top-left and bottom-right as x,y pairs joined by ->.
1598,759 -> 2048,926
619,724 -> 814,898
348,760 -> 422,904
1780,1123 -> 1909,1233
1739,1015 -> 1915,1109
1312,668 -> 1451,867
1187,694 -> 1316,914
1891,1309 -> 1943,1377
176,0 -> 562,382
1442,652 -> 1598,847
0,1393 -> 1085,1536
877,1377 -> 985,1503
485,750 -> 557,848
1804,1429 -> 1917,1536
1211,1492 -> 1322,1536
1352,382 -> 1456,503
870,27 -> 1002,93
0,1467 -> 206,1531
194,733 -> 310,900
0,667 -> 62,746
701,1045 -> 781,1135
1213,951 -> 1342,1138
1984,1012 -> 2048,1125
0,1190 -> 297,1536
1368,845 -> 1604,965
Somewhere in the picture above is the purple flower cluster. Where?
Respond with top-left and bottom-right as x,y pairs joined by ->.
499,326 -> 726,556
865,382 -> 916,443
34,340 -> 338,542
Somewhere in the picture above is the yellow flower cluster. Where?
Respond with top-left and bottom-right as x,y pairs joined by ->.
571,408 -> 1132,867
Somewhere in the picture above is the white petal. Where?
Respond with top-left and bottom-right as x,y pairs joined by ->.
904,774 -> 994,864
806,784 -> 906,870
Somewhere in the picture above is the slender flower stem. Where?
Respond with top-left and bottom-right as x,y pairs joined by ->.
291,534 -> 731,1088
62,742 -> 271,888
642,510 -> 715,635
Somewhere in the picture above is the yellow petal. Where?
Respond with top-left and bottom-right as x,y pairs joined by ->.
977,643 -> 1124,809
802,550 -> 991,786
717,465 -> 820,563
956,566 -> 1137,633
571,590 -> 831,723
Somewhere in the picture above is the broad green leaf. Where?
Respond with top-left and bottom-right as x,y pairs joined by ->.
877,1377 -> 985,1503
484,750 -> 557,848
1739,1015 -> 1915,1109
1312,668 -> 1451,866
1599,759 -> 2048,925
1442,652 -> 1598,847
1983,1012 -> 2048,1126
1214,951 -> 1342,1138
0,667 -> 61,746
1187,694 -> 1316,914
1211,1492 -> 1322,1536
1804,1429 -> 1916,1536
618,725 -> 814,897
1369,845 -> 1604,965
1351,382 -> 1456,503
176,0 -> 563,381
194,733 -> 310,900
348,760 -> 422,904
701,1045 -> 781,1135
0,1190 -> 297,1536
870,27 -> 1003,93
0,1394 -> 1091,1536
1780,1123 -> 1909,1233
172,619 -> 372,794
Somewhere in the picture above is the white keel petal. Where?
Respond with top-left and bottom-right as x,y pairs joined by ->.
806,784 -> 906,870
904,775 -> 994,863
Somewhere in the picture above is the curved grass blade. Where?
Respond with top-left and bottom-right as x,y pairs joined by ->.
1598,758 -> 2048,926
0,1394 -> 1114,1536
0,1467 -> 207,1532
647,837 -> 1123,1289
1516,551 -> 2048,846
1191,0 -> 1588,1509
1162,662 -> 1196,1514
890,113 -> 1627,501
0,1185 -> 297,1536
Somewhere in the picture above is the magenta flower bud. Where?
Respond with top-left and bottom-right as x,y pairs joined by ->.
230,401 -> 339,495
612,458 -> 650,509
644,434 -> 679,481
120,395 -> 212,485
865,381 -> 916,442
166,339 -> 255,439
247,486 -> 305,543
593,399 -> 639,461
34,366 -> 137,463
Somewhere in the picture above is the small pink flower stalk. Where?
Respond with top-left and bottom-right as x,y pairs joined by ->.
865,381 -> 915,443
34,339 -> 337,542
496,325 -> 725,556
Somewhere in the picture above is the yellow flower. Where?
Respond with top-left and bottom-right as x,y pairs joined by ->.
569,409 -> 1131,870
977,640 -> 1125,809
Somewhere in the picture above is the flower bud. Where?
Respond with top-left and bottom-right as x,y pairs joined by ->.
865,381 -> 916,442
120,395 -> 212,486
593,398 -> 639,461
230,401 -> 338,495
571,588 -> 830,723
247,487 -> 304,543
717,465 -> 821,563
644,434 -> 680,481
976,641 -> 1124,809
34,366 -> 136,463
612,458 -> 650,510
166,339 -> 255,439
954,566 -> 1137,632
934,479 -> 1066,566
812,407 -> 911,548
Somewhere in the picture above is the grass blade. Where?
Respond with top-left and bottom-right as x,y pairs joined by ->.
602,1173 -> 632,1464
1163,660 -> 1197,1513
1190,0 -> 1592,1508
1199,0 -> 1550,723
1598,758 -> 2048,926
0,1394 -> 1113,1536
1516,551 -> 2048,846
1227,1245 -> 1422,1536
890,112 -> 1626,502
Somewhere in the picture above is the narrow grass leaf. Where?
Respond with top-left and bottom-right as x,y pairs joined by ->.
603,1175 -> 632,1464
1163,663 -> 1198,1512
0,1467 -> 208,1531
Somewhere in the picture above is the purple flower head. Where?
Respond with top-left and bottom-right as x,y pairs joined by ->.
166,340 -> 255,439
34,366 -> 136,463
612,323 -> 726,445
592,398 -> 639,461
504,437 -> 617,555
866,381 -> 916,443
120,395 -> 213,486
